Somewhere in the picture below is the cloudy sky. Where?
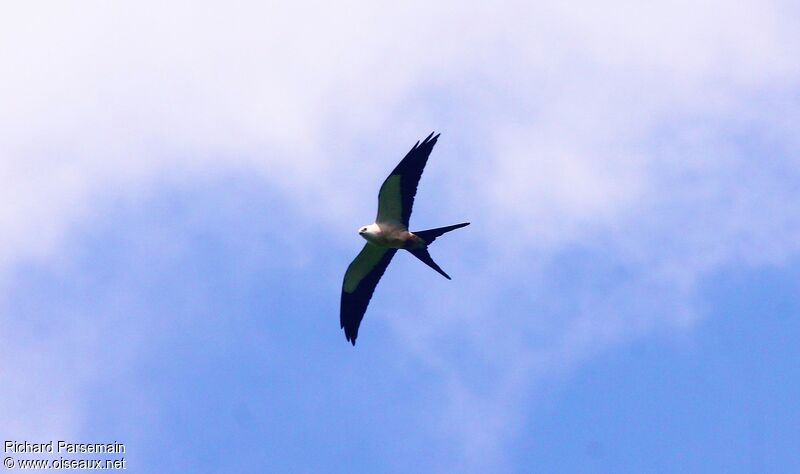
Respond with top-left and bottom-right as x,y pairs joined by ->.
2,1 -> 799,472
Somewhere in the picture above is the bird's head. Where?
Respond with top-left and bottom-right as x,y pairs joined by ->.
358,224 -> 379,241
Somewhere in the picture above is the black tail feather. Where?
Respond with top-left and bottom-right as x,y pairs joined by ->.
407,248 -> 451,280
413,222 -> 470,245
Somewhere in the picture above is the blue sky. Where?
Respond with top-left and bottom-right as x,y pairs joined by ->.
2,1 -> 800,472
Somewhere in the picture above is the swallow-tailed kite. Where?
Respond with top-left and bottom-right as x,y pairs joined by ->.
340,132 -> 470,345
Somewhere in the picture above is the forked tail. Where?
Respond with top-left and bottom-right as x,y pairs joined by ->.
408,222 -> 470,279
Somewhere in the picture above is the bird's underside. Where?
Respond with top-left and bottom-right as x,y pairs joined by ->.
363,223 -> 425,249
339,132 -> 470,345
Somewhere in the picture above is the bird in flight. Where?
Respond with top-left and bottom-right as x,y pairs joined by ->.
340,132 -> 470,345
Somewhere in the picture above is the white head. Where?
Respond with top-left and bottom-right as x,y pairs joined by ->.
357,223 -> 380,241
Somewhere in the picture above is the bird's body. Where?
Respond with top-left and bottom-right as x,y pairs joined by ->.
359,223 -> 425,249
340,132 -> 470,345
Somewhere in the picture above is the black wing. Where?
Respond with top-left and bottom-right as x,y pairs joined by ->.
340,243 -> 398,345
376,132 -> 440,228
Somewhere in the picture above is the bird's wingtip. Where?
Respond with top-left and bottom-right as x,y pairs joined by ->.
412,132 -> 439,150
424,131 -> 440,143
344,329 -> 358,346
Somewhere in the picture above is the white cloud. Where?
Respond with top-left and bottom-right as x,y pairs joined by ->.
2,0 -> 800,470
